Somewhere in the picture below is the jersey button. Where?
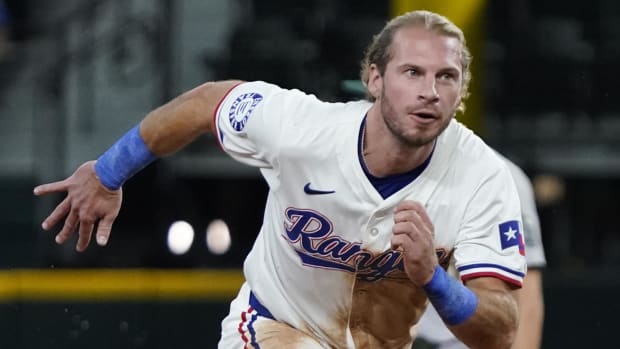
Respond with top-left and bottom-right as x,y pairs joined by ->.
369,228 -> 379,236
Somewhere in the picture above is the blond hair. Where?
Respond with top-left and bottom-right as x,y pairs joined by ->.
360,10 -> 472,113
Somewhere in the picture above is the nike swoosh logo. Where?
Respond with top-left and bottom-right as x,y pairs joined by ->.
304,182 -> 335,195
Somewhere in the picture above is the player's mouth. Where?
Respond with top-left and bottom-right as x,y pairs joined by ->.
410,111 -> 439,124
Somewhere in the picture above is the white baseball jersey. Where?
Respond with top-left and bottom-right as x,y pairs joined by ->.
214,81 -> 526,349
415,154 -> 547,349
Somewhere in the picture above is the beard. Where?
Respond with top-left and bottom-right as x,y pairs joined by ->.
380,88 -> 452,148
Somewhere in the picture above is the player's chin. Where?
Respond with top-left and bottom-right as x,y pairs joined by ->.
414,120 -> 450,140
401,130 -> 438,147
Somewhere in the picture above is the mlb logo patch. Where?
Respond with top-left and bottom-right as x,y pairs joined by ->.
499,220 -> 525,256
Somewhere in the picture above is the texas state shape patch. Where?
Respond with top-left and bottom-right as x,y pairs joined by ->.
499,220 -> 525,256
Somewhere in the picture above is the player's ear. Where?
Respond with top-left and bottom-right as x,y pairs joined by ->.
367,64 -> 382,99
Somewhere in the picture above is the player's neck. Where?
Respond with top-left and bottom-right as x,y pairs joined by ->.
362,113 -> 435,177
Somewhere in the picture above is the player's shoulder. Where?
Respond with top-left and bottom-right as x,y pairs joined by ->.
232,81 -> 370,122
441,120 -> 507,176
229,81 -> 371,151
494,151 -> 531,187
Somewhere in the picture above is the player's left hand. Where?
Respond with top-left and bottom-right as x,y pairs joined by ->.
390,200 -> 438,287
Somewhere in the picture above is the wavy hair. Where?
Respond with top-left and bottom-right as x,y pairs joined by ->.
360,10 -> 472,113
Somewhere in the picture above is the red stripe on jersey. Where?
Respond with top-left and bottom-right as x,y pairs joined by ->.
237,307 -> 252,345
461,272 -> 523,288
212,81 -> 245,151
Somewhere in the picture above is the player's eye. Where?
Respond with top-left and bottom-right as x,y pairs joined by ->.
406,68 -> 419,77
438,72 -> 456,81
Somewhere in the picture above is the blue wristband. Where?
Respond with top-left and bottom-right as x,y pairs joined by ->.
423,265 -> 478,326
94,125 -> 157,190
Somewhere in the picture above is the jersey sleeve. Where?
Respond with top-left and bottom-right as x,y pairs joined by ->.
213,81 -> 290,168
453,164 -> 527,287
505,160 -> 547,268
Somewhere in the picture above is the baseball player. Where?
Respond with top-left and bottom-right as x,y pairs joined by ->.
414,153 -> 547,349
34,11 -> 526,349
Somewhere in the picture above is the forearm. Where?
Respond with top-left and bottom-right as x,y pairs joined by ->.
422,267 -> 519,349
141,80 -> 242,156
448,284 -> 519,349
95,80 -> 242,190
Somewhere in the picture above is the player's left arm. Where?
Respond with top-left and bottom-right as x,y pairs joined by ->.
432,161 -> 525,349
391,201 -> 520,349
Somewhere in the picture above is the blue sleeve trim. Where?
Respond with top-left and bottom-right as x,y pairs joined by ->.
249,291 -> 275,320
457,263 -> 525,278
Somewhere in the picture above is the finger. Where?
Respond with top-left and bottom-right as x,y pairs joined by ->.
393,221 -> 434,245
395,200 -> 423,213
33,179 -> 69,196
392,221 -> 418,236
413,205 -> 433,230
76,218 -> 94,252
394,211 -> 434,240
394,209 -> 421,224
95,215 -> 116,246
55,211 -> 78,244
395,201 -> 433,231
42,198 -> 71,231
391,233 -> 414,251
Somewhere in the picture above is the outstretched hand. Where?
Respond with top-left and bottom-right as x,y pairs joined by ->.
33,160 -> 123,252
391,200 -> 438,287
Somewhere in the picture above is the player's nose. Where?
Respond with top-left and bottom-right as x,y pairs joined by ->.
417,77 -> 439,103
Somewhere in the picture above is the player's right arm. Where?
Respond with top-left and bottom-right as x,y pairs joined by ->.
33,80 -> 243,252
139,80 -> 242,156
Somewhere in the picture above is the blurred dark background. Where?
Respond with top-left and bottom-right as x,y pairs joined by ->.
0,0 -> 618,348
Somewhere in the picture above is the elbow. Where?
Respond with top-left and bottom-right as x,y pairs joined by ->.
457,314 -> 518,349
493,315 -> 520,349
500,303 -> 520,349
503,326 -> 519,349
475,306 -> 520,349
472,329 -> 517,349
481,326 -> 518,349
464,327 -> 518,349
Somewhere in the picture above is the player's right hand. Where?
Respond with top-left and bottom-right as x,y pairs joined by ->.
391,200 -> 438,287
33,160 -> 123,252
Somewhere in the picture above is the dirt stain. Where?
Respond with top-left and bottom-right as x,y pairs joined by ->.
251,319 -> 326,348
347,248 -> 453,349
349,272 -> 427,349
